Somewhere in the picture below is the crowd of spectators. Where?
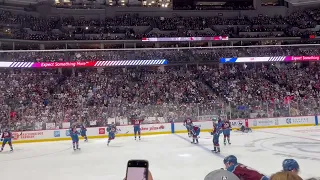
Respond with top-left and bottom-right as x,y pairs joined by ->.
0,7 -> 319,133
1,45 -> 319,62
0,8 -> 320,41
1,62 -> 320,131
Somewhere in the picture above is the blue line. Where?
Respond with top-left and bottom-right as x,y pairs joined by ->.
174,134 -> 225,158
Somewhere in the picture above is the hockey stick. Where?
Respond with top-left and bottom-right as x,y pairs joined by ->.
115,130 -> 129,134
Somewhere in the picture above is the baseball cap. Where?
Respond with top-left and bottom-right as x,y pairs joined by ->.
204,169 -> 240,180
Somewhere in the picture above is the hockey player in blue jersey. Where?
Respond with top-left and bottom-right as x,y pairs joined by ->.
211,121 -> 221,153
107,126 -> 116,146
80,125 -> 88,142
70,127 -> 80,151
0,128 -> 13,152
190,125 -> 200,144
107,122 -> 116,132
217,118 -> 223,129
184,118 -> 193,137
282,159 -> 300,174
222,120 -> 232,145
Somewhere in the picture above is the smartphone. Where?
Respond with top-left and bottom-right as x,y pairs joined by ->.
126,160 -> 149,180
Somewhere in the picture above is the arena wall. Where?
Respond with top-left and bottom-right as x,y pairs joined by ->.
10,116 -> 318,144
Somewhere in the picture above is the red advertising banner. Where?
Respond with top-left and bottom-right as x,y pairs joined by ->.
99,128 -> 105,134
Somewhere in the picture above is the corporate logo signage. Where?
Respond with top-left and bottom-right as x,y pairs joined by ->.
66,130 -> 71,136
54,131 -> 60,137
286,117 -> 309,124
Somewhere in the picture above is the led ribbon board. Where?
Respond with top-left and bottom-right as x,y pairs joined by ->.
220,56 -> 320,63
2,59 -> 168,68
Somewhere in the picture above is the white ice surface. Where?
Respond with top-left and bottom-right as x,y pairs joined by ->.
1,127 -> 320,180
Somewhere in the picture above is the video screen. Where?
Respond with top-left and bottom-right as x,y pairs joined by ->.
126,167 -> 147,180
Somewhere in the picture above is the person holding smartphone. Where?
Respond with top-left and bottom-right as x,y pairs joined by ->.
125,160 -> 153,180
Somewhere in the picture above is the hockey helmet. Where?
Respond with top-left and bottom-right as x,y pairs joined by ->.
223,155 -> 238,164
282,159 -> 299,171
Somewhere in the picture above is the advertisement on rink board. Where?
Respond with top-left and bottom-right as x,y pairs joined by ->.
54,131 -> 60,137
251,119 -> 275,127
115,123 -> 171,135
12,131 -> 44,140
247,116 -> 315,127
229,119 -> 246,127
9,116 -> 317,143
99,128 -> 105,135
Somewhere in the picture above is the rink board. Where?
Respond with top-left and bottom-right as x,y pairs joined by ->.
10,115 -> 318,144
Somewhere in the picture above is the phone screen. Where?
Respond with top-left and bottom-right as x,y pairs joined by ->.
126,160 -> 148,180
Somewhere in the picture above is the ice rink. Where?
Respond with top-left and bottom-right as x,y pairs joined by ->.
1,126 -> 320,180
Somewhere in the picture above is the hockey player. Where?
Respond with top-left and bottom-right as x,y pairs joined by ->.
107,122 -> 116,132
224,155 -> 269,180
217,118 -> 223,129
131,119 -> 143,140
0,128 -> 13,152
222,119 -> 232,145
107,126 -> 116,146
211,121 -> 221,153
70,127 -> 80,151
183,118 -> 193,137
282,159 -> 300,174
80,124 -> 88,142
190,125 -> 200,144
239,121 -> 252,133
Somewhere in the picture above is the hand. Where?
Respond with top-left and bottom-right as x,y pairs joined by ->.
124,170 -> 153,180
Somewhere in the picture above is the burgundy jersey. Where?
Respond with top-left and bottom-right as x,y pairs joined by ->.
232,164 -> 265,180
131,119 -> 143,127
193,126 -> 200,132
212,124 -> 219,134
222,121 -> 231,130
1,131 -> 12,139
